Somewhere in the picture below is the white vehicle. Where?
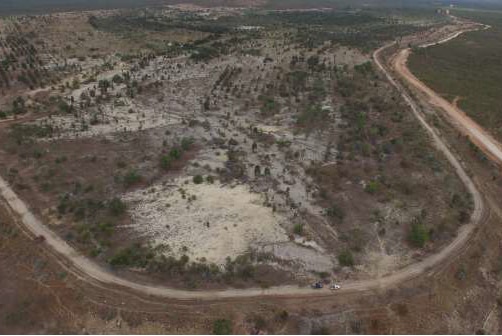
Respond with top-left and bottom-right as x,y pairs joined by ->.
330,283 -> 341,290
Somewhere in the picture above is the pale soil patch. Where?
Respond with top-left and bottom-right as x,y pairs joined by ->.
361,252 -> 410,278
123,179 -> 289,264
261,242 -> 335,273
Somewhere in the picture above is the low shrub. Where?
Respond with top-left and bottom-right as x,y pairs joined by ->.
193,175 -> 204,184
338,250 -> 354,267
213,319 -> 232,335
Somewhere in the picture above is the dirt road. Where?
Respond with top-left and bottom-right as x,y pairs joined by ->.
0,25 -> 490,300
391,26 -> 502,167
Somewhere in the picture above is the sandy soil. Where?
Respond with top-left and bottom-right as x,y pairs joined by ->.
123,179 -> 289,264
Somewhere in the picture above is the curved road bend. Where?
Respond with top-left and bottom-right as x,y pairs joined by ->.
0,26 -> 490,300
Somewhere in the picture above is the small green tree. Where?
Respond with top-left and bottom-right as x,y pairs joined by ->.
409,222 -> 429,248
109,198 -> 126,216
123,170 -> 141,187
213,319 -> 232,335
338,250 -> 354,267
169,148 -> 181,160
160,155 -> 172,170
193,175 -> 203,184
112,74 -> 123,84
181,137 -> 194,151
326,204 -> 344,221
365,180 -> 379,194
293,223 -> 304,235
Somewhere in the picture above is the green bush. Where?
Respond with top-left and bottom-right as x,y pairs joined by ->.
293,223 -> 304,235
58,100 -> 71,113
112,74 -> 123,84
160,155 -> 172,170
409,222 -> 429,248
365,180 -> 379,194
311,326 -> 331,335
169,148 -> 181,160
108,244 -> 150,267
213,319 -> 232,335
338,250 -> 354,267
260,96 -> 279,116
108,198 -> 126,216
181,137 -> 194,151
325,204 -> 344,221
193,175 -> 204,184
123,170 -> 141,187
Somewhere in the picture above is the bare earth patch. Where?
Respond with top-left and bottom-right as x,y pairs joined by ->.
123,179 -> 289,264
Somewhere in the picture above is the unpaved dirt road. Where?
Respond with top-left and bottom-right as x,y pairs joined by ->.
392,25 -> 502,167
0,24 -> 491,301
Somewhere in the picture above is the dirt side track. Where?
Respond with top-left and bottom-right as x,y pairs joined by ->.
0,22 -> 497,302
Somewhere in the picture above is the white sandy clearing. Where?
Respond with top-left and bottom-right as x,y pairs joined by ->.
123,180 -> 289,265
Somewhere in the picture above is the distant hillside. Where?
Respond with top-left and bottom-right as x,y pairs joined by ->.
0,0 -> 164,16
1,0 -> 502,16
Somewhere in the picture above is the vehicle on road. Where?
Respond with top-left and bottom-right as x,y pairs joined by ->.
311,281 -> 323,289
330,283 -> 341,290
34,235 -> 46,243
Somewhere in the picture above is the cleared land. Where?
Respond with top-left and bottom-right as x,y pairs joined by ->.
0,6 -> 474,292
3,2 -> 502,335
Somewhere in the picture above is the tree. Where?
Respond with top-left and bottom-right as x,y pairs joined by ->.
409,221 -> 429,248
123,170 -> 141,187
108,198 -> 126,216
160,155 -> 172,170
213,319 -> 232,335
326,204 -> 344,221
338,250 -> 354,267
181,137 -> 193,151
112,74 -> 123,84
307,55 -> 319,71
98,79 -> 110,94
193,175 -> 203,184
293,223 -> 304,235
169,148 -> 181,160
12,96 -> 25,114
